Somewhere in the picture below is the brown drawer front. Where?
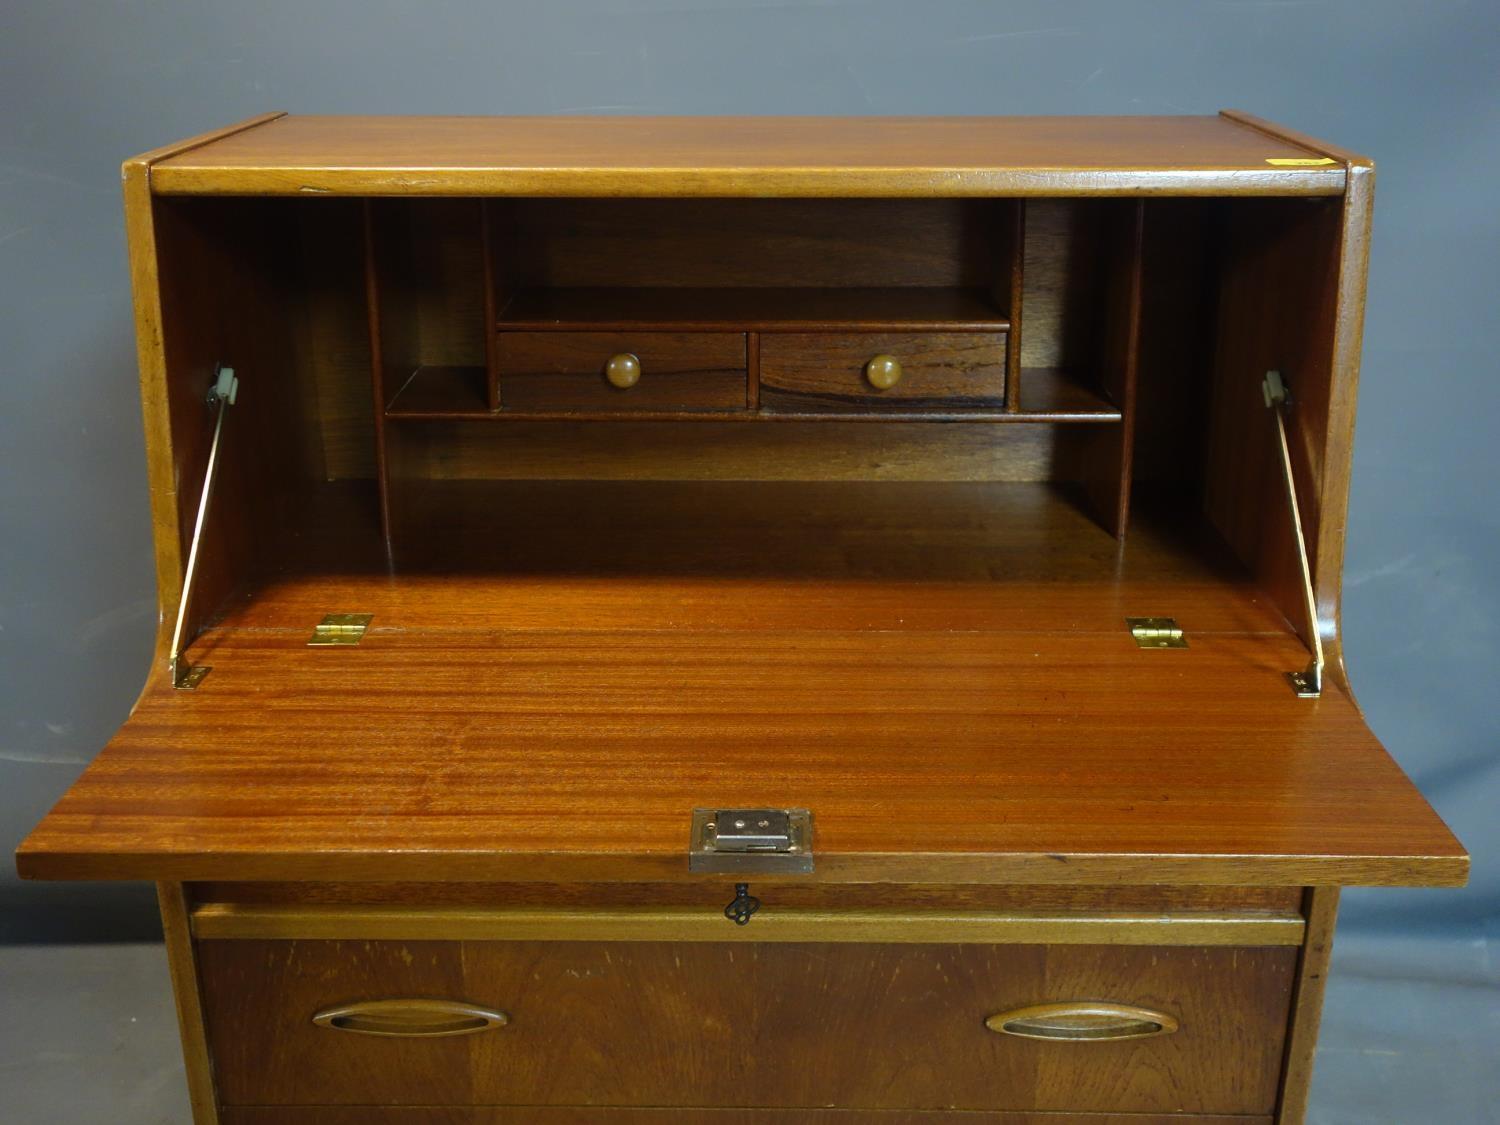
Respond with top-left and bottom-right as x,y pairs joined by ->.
223,1110 -> 1273,1124
760,332 -> 1007,413
497,331 -> 747,412
201,940 -> 1293,1113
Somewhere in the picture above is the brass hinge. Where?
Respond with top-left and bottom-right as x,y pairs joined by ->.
1127,617 -> 1187,649
308,614 -> 373,646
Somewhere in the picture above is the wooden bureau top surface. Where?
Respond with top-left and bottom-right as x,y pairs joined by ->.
142,111 -> 1354,196
17,483 -> 1464,888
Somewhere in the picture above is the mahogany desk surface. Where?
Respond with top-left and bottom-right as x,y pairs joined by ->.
18,483 -> 1465,888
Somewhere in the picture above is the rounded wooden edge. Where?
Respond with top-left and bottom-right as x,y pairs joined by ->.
189,902 -> 1307,945
147,166 -> 1349,198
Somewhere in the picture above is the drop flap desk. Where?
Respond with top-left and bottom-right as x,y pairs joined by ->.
18,113 -> 1468,1125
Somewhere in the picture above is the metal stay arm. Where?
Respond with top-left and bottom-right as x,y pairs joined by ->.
1262,370 -> 1324,698
168,365 -> 238,689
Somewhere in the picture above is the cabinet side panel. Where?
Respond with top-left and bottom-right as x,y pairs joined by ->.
1313,167 -> 1374,679
142,195 -> 358,660
122,113 -> 287,675
159,882 -> 220,1124
124,159 -> 182,671
1202,198 -> 1341,653
1275,887 -> 1339,1125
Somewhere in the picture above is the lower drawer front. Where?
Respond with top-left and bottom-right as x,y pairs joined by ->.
201,940 -> 1293,1113
223,1112 -> 1272,1124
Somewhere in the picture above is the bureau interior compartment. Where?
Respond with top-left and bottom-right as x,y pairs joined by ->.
150,191 -> 1340,690
33,183 -> 1470,892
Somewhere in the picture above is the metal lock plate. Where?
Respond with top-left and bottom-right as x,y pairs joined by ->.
689,808 -> 813,874
711,809 -> 792,852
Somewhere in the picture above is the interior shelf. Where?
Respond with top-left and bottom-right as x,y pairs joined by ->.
495,286 -> 1011,332
385,364 -> 1122,423
1018,368 -> 1122,421
385,365 -> 489,418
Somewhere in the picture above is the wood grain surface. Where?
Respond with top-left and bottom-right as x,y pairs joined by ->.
159,883 -> 220,1124
15,481 -> 1464,886
42,111 -> 1457,1125
496,331 -> 746,412
143,114 -> 1347,197
760,332 -> 1007,412
221,1109 -> 1272,1124
1275,888 -> 1341,1125
188,902 -> 1306,946
1217,112 -> 1377,692
190,882 -> 1304,913
15,624 -> 1463,885
199,939 -> 1294,1112
491,200 -> 1005,290
236,481 -> 1326,629
495,287 -> 1009,332
386,416 -> 1060,478
122,113 -> 288,674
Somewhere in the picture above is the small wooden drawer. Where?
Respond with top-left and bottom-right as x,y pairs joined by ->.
759,331 -> 1007,413
496,331 -> 747,412
200,939 -> 1293,1113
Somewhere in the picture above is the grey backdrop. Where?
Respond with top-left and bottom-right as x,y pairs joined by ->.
1,2 -> 1494,948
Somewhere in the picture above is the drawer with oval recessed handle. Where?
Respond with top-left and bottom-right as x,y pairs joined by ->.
222,1113 -> 1274,1125
760,331 -> 1008,413
496,331 -> 747,413
198,937 -> 1293,1113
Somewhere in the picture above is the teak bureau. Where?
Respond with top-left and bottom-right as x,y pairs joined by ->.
18,113 -> 1468,1124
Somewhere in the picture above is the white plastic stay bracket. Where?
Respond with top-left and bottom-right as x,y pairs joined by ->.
1262,371 -> 1324,698
168,364 -> 239,689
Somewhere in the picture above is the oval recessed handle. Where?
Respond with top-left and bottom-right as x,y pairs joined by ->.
985,1002 -> 1179,1042
604,352 -> 642,389
864,353 -> 903,390
313,999 -> 509,1038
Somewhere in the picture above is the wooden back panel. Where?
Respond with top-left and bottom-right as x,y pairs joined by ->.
493,198 -> 1010,290
294,200 -> 375,482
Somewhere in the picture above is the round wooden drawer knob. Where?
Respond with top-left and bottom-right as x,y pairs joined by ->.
604,352 -> 642,389
864,354 -> 903,390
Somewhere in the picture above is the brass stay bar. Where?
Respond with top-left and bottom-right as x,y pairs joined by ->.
1263,370 -> 1325,697
168,365 -> 238,690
